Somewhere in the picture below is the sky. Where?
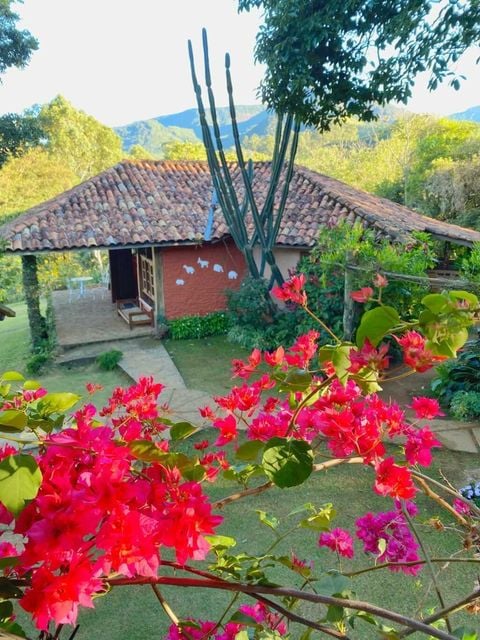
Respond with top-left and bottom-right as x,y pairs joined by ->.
1,0 -> 480,127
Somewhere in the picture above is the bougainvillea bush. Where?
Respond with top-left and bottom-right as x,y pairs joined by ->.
0,276 -> 479,640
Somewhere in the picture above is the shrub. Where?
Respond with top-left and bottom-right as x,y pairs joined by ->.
431,340 -> 480,408
167,312 -> 230,340
26,351 -> 49,375
226,276 -> 275,328
450,390 -> 480,421
96,349 -> 123,371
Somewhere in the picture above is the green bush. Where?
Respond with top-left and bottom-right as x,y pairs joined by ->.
431,340 -> 480,407
167,312 -> 230,340
226,277 -> 276,328
26,351 -> 49,375
96,349 -> 123,371
450,390 -> 480,421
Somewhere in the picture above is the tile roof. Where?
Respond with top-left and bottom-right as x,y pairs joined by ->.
1,160 -> 480,253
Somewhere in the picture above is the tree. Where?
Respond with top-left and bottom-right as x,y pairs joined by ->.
129,144 -> 155,160
0,109 -> 45,167
0,147 -> 77,220
39,95 -> 124,180
239,0 -> 480,129
0,0 -> 37,76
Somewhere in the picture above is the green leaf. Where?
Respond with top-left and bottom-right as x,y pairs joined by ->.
0,600 -> 13,621
256,510 -> 280,530
235,440 -> 264,462
449,290 -> 478,306
0,556 -> 18,571
37,392 -> 80,416
0,454 -> 42,516
422,293 -> 450,314
262,437 -> 313,488
300,503 -> 337,531
169,421 -> 198,440
0,372 -> 24,382
0,576 -> 23,599
280,369 -> 312,391
316,573 -> 350,596
326,605 -> 344,623
356,306 -> 400,347
204,535 -> 237,550
0,410 -> 27,432
22,380 -> 41,391
319,343 -> 352,382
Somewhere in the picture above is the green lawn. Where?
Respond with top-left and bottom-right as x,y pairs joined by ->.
4,307 -> 479,638
14,432 -> 475,640
164,335 -> 249,395
0,301 -> 131,408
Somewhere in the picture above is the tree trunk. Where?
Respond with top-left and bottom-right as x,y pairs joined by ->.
21,254 -> 47,352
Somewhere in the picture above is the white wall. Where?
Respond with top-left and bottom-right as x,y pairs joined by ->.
253,247 -> 303,280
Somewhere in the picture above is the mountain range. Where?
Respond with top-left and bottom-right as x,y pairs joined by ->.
115,104 -> 480,157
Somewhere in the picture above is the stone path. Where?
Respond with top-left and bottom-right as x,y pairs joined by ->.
57,337 -> 213,424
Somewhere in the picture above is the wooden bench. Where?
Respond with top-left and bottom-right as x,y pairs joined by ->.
116,298 -> 154,330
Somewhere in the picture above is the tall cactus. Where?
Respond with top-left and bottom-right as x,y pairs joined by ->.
188,29 -> 301,288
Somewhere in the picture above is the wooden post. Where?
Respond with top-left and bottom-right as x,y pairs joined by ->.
343,258 -> 356,342
21,254 -> 48,351
152,248 -> 166,335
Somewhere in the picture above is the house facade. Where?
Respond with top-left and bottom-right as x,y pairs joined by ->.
2,159 -> 480,329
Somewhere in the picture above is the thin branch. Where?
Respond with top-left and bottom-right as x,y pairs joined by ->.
150,583 -> 180,626
414,475 -> 469,526
402,506 -> 452,633
412,469 -> 480,517
107,576 -> 459,640
345,556 -> 480,577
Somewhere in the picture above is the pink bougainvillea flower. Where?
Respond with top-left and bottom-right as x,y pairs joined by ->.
394,331 -> 447,373
409,397 -> 444,420
373,273 -> 389,288
239,601 -> 288,635
264,346 -> 285,367
348,339 -> 390,374
374,458 -> 416,499
356,506 -> 421,575
213,414 -> 238,446
404,426 -> 441,466
350,287 -> 374,303
453,498 -> 471,515
318,528 -> 355,558
231,348 -> 261,379
271,274 -> 307,305
85,382 -> 104,395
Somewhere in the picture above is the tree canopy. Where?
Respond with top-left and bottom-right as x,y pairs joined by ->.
0,110 -> 45,167
239,0 -> 480,129
0,0 -> 37,75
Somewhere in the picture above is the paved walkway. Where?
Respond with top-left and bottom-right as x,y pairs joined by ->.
57,337 -> 213,424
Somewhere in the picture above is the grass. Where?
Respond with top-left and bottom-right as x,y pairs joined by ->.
0,300 -> 131,408
4,309 -> 479,638
164,335 -> 249,395
27,432 -> 476,640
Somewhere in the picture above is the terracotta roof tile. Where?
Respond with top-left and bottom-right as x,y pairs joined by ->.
1,160 -> 480,253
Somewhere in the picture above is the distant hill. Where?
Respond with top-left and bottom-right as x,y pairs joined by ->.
449,106 -> 480,122
115,119 -> 199,157
115,105 -> 270,155
114,103 -> 413,157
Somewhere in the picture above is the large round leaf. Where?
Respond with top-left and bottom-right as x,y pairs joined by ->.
262,437 -> 313,488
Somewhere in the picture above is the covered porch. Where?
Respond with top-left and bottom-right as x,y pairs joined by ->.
52,288 -> 153,349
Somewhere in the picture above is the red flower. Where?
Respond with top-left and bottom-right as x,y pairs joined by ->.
409,397 -> 444,420
232,348 -> 261,379
350,287 -> 374,303
374,458 -> 416,499
348,340 -> 390,374
318,528 -> 355,558
395,331 -> 447,373
272,274 -> 307,305
213,414 -> 237,446
404,426 -> 441,466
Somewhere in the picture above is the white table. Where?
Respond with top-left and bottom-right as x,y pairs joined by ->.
69,276 -> 94,298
